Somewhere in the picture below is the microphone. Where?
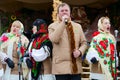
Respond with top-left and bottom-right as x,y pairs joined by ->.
62,15 -> 69,24
65,19 -> 68,24
114,30 -> 118,38
17,29 -> 23,37
19,29 -> 23,34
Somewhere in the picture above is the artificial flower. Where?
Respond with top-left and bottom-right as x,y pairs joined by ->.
96,45 -> 104,56
0,34 -> 8,42
110,43 -> 115,61
99,40 -> 107,50
106,53 -> 110,57
104,60 -> 107,65
20,46 -> 26,56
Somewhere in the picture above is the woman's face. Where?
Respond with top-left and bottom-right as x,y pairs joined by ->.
102,18 -> 111,33
32,26 -> 37,34
10,22 -> 21,35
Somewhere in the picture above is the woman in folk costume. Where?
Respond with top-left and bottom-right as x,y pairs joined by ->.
0,20 -> 29,80
25,19 -> 55,80
0,62 -> 4,80
86,16 -> 119,80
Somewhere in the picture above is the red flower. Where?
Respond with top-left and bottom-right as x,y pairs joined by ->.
38,24 -> 47,33
106,53 -> 110,57
96,45 -> 104,56
0,35 -> 8,42
112,72 -> 117,78
20,46 -> 25,56
112,73 -> 114,77
93,40 -> 97,43
111,56 -> 114,61
110,43 -> 115,61
92,31 -> 100,37
104,60 -> 107,65
40,24 -> 45,29
32,40 -> 36,48
99,41 -> 107,50
104,39 -> 108,43
110,44 -> 115,51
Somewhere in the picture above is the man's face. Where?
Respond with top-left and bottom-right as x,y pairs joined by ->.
58,5 -> 70,21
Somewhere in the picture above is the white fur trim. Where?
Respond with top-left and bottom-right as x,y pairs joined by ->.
0,68 -> 4,78
90,73 -> 105,80
22,62 -> 30,79
39,74 -> 56,80
99,59 -> 113,80
28,39 -> 33,54
86,48 -> 99,63
31,46 -> 49,62
0,51 -> 8,64
9,74 -> 22,80
23,57 -> 27,63
28,70 -> 31,80
3,40 -> 14,80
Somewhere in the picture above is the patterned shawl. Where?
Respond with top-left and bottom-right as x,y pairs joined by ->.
91,31 -> 116,79
30,33 -> 49,79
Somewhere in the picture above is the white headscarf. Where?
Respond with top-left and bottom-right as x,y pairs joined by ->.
97,16 -> 115,42
10,20 -> 24,34
98,16 -> 109,33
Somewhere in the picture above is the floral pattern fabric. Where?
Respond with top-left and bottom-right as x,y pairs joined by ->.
30,34 -> 49,79
0,33 -> 14,45
0,33 -> 26,59
90,31 -> 116,79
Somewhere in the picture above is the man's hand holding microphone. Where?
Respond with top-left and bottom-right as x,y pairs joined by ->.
62,15 -> 70,25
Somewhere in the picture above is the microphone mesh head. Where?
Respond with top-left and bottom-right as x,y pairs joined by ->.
65,19 -> 68,24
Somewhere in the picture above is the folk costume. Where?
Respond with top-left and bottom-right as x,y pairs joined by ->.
86,17 -> 118,80
0,20 -> 29,80
27,19 -> 55,80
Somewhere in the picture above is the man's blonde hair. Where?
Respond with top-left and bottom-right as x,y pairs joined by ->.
57,3 -> 71,14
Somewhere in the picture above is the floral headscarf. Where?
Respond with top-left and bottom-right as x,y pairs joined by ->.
32,19 -> 47,34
